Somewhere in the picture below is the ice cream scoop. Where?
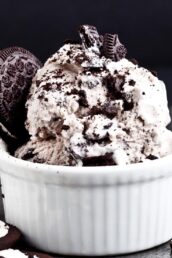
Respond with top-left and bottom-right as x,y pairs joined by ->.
15,25 -> 172,166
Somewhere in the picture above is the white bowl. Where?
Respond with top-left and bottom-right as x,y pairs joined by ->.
0,150 -> 172,256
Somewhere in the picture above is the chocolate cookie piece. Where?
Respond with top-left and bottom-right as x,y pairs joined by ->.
146,154 -> 158,160
83,152 -> 116,166
103,33 -> 127,61
0,221 -> 21,250
104,74 -> 125,100
79,25 -> 102,54
0,47 -> 42,141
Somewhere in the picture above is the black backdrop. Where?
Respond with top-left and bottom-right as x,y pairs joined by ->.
1,0 -> 172,102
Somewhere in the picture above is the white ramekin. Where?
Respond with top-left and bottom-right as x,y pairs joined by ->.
0,150 -> 172,256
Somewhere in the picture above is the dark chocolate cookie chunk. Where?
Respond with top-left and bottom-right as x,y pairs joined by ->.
79,25 -> 102,54
83,152 -> 116,166
0,221 -> 21,250
0,47 -> 42,141
103,33 -> 127,61
146,154 -> 158,160
104,74 -> 125,99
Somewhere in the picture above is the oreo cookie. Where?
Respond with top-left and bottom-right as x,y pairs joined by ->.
0,47 -> 42,143
79,25 -> 102,54
0,221 -> 21,250
103,33 -> 127,61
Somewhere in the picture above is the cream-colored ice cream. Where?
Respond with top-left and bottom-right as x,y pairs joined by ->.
15,25 -> 172,166
15,136 -> 75,165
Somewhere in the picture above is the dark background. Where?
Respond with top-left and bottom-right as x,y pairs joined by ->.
0,0 -> 172,64
0,0 -> 172,101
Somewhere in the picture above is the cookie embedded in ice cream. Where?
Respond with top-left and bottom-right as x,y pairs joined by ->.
79,25 -> 103,54
0,47 -> 42,142
103,33 -> 127,61
0,220 -> 21,250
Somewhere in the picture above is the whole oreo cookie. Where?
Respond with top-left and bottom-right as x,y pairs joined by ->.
0,47 -> 42,142
103,33 -> 127,61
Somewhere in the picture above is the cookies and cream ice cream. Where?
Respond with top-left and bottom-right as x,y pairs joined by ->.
15,25 -> 172,166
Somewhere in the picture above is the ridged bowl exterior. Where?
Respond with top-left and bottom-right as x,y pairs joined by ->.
0,151 -> 172,255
